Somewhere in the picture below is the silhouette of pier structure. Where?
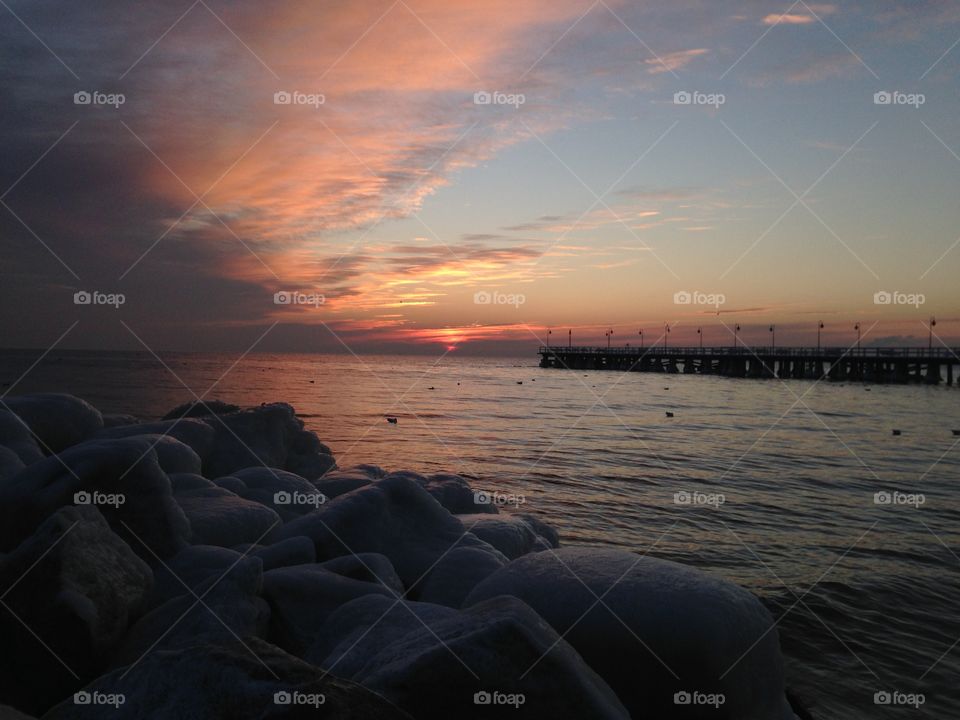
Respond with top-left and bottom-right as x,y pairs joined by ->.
538,345 -> 959,384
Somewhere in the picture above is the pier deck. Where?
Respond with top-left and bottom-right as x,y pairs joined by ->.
538,346 -> 959,384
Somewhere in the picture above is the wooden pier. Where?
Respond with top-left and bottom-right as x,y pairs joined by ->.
538,346 -> 959,384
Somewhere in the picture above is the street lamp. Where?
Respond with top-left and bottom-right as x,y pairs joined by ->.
769,324 -> 775,349
547,329 -> 551,348
568,329 -> 572,348
929,317 -> 936,350
817,321 -> 824,352
734,323 -> 740,350
664,323 -> 670,349
606,329 -> 613,349
697,327 -> 702,349
638,329 -> 643,349
855,323 -> 861,352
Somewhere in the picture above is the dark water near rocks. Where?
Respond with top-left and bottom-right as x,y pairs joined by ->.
2,349 -> 958,719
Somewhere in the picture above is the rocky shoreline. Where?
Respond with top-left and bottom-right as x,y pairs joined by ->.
0,394 -> 804,718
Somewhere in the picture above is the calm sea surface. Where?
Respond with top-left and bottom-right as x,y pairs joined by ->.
2,349 -> 959,719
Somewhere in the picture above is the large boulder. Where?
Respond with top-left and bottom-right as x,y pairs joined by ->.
417,546 -> 505,608
233,537 -> 317,572
418,472 -> 499,515
268,475 -> 506,592
466,547 -> 797,720
322,594 -> 631,719
126,434 -> 202,475
196,403 -> 336,480
454,513 -> 556,560
44,639 -> 413,719
219,468 -> 327,521
0,437 -> 190,560
144,545 -> 248,610
109,555 -> 267,668
174,485 -> 281,548
0,409 -> 43,466
97,419 -> 216,464
260,565 -> 396,657
0,505 -> 152,715
3,393 -> 103,453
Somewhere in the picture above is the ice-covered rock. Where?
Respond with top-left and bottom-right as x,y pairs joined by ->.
454,513 -> 557,560
0,437 -> 190,560
260,564 -> 396,656
174,485 -> 281,548
44,639 -> 413,719
110,554 -> 267,667
417,545 -> 505,608
0,505 -> 152,715
312,465 -> 386,497
3,393 -> 103,453
220,467 -> 327,521
144,544 -> 247,610
126,434 -> 202,475
101,413 -> 139,428
466,547 -> 797,720
318,552 -> 405,594
305,593 -> 460,671
97,418 -> 216,462
233,536 -> 316,571
197,402 -> 336,480
269,475 -> 506,592
161,400 -> 240,420
418,472 -> 499,515
0,409 -> 43,466
329,595 -> 630,719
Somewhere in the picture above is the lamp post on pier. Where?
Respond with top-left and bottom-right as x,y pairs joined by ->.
855,323 -> 861,353
697,327 -> 702,349
769,324 -> 775,350
929,317 -> 936,350
817,321 -> 824,352
638,329 -> 643,349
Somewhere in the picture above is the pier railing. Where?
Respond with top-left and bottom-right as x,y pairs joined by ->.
539,345 -> 960,360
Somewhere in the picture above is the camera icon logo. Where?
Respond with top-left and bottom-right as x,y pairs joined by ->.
473,291 -> 492,305
874,91 -> 892,105
74,91 -> 92,105
473,91 -> 492,105
674,491 -> 691,505
74,491 -> 92,505
274,291 -> 292,305
274,91 -> 292,105
674,691 -> 692,705
74,691 -> 92,705
473,691 -> 492,705
74,291 -> 92,305
874,491 -> 892,505
673,290 -> 692,304
873,290 -> 892,305
674,91 -> 692,105
273,491 -> 292,505
473,490 -> 491,505
874,691 -> 892,705
274,691 -> 292,705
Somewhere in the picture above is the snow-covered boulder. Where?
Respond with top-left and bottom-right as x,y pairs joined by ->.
44,639 -> 413,719
305,593 -> 460,670
0,409 -> 43,466
97,418 -> 216,462
101,413 -> 139,428
466,547 -> 796,720
317,552 -> 405,594
144,544 -> 246,610
110,554 -> 267,668
219,467 -> 327,521
161,400 -> 240,420
269,475 -> 506,592
454,513 -> 557,560
233,536 -> 316,571
3,393 -> 103,453
419,472 -> 499,515
127,434 -> 202,475
197,402 -> 336,480
310,465 -> 385,498
0,437 -> 190,561
331,594 -> 630,719
260,564 -> 396,656
0,505 -> 152,715
417,545 -> 505,608
174,485 -> 281,548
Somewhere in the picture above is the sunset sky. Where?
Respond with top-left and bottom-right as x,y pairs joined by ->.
1,0 -> 959,354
